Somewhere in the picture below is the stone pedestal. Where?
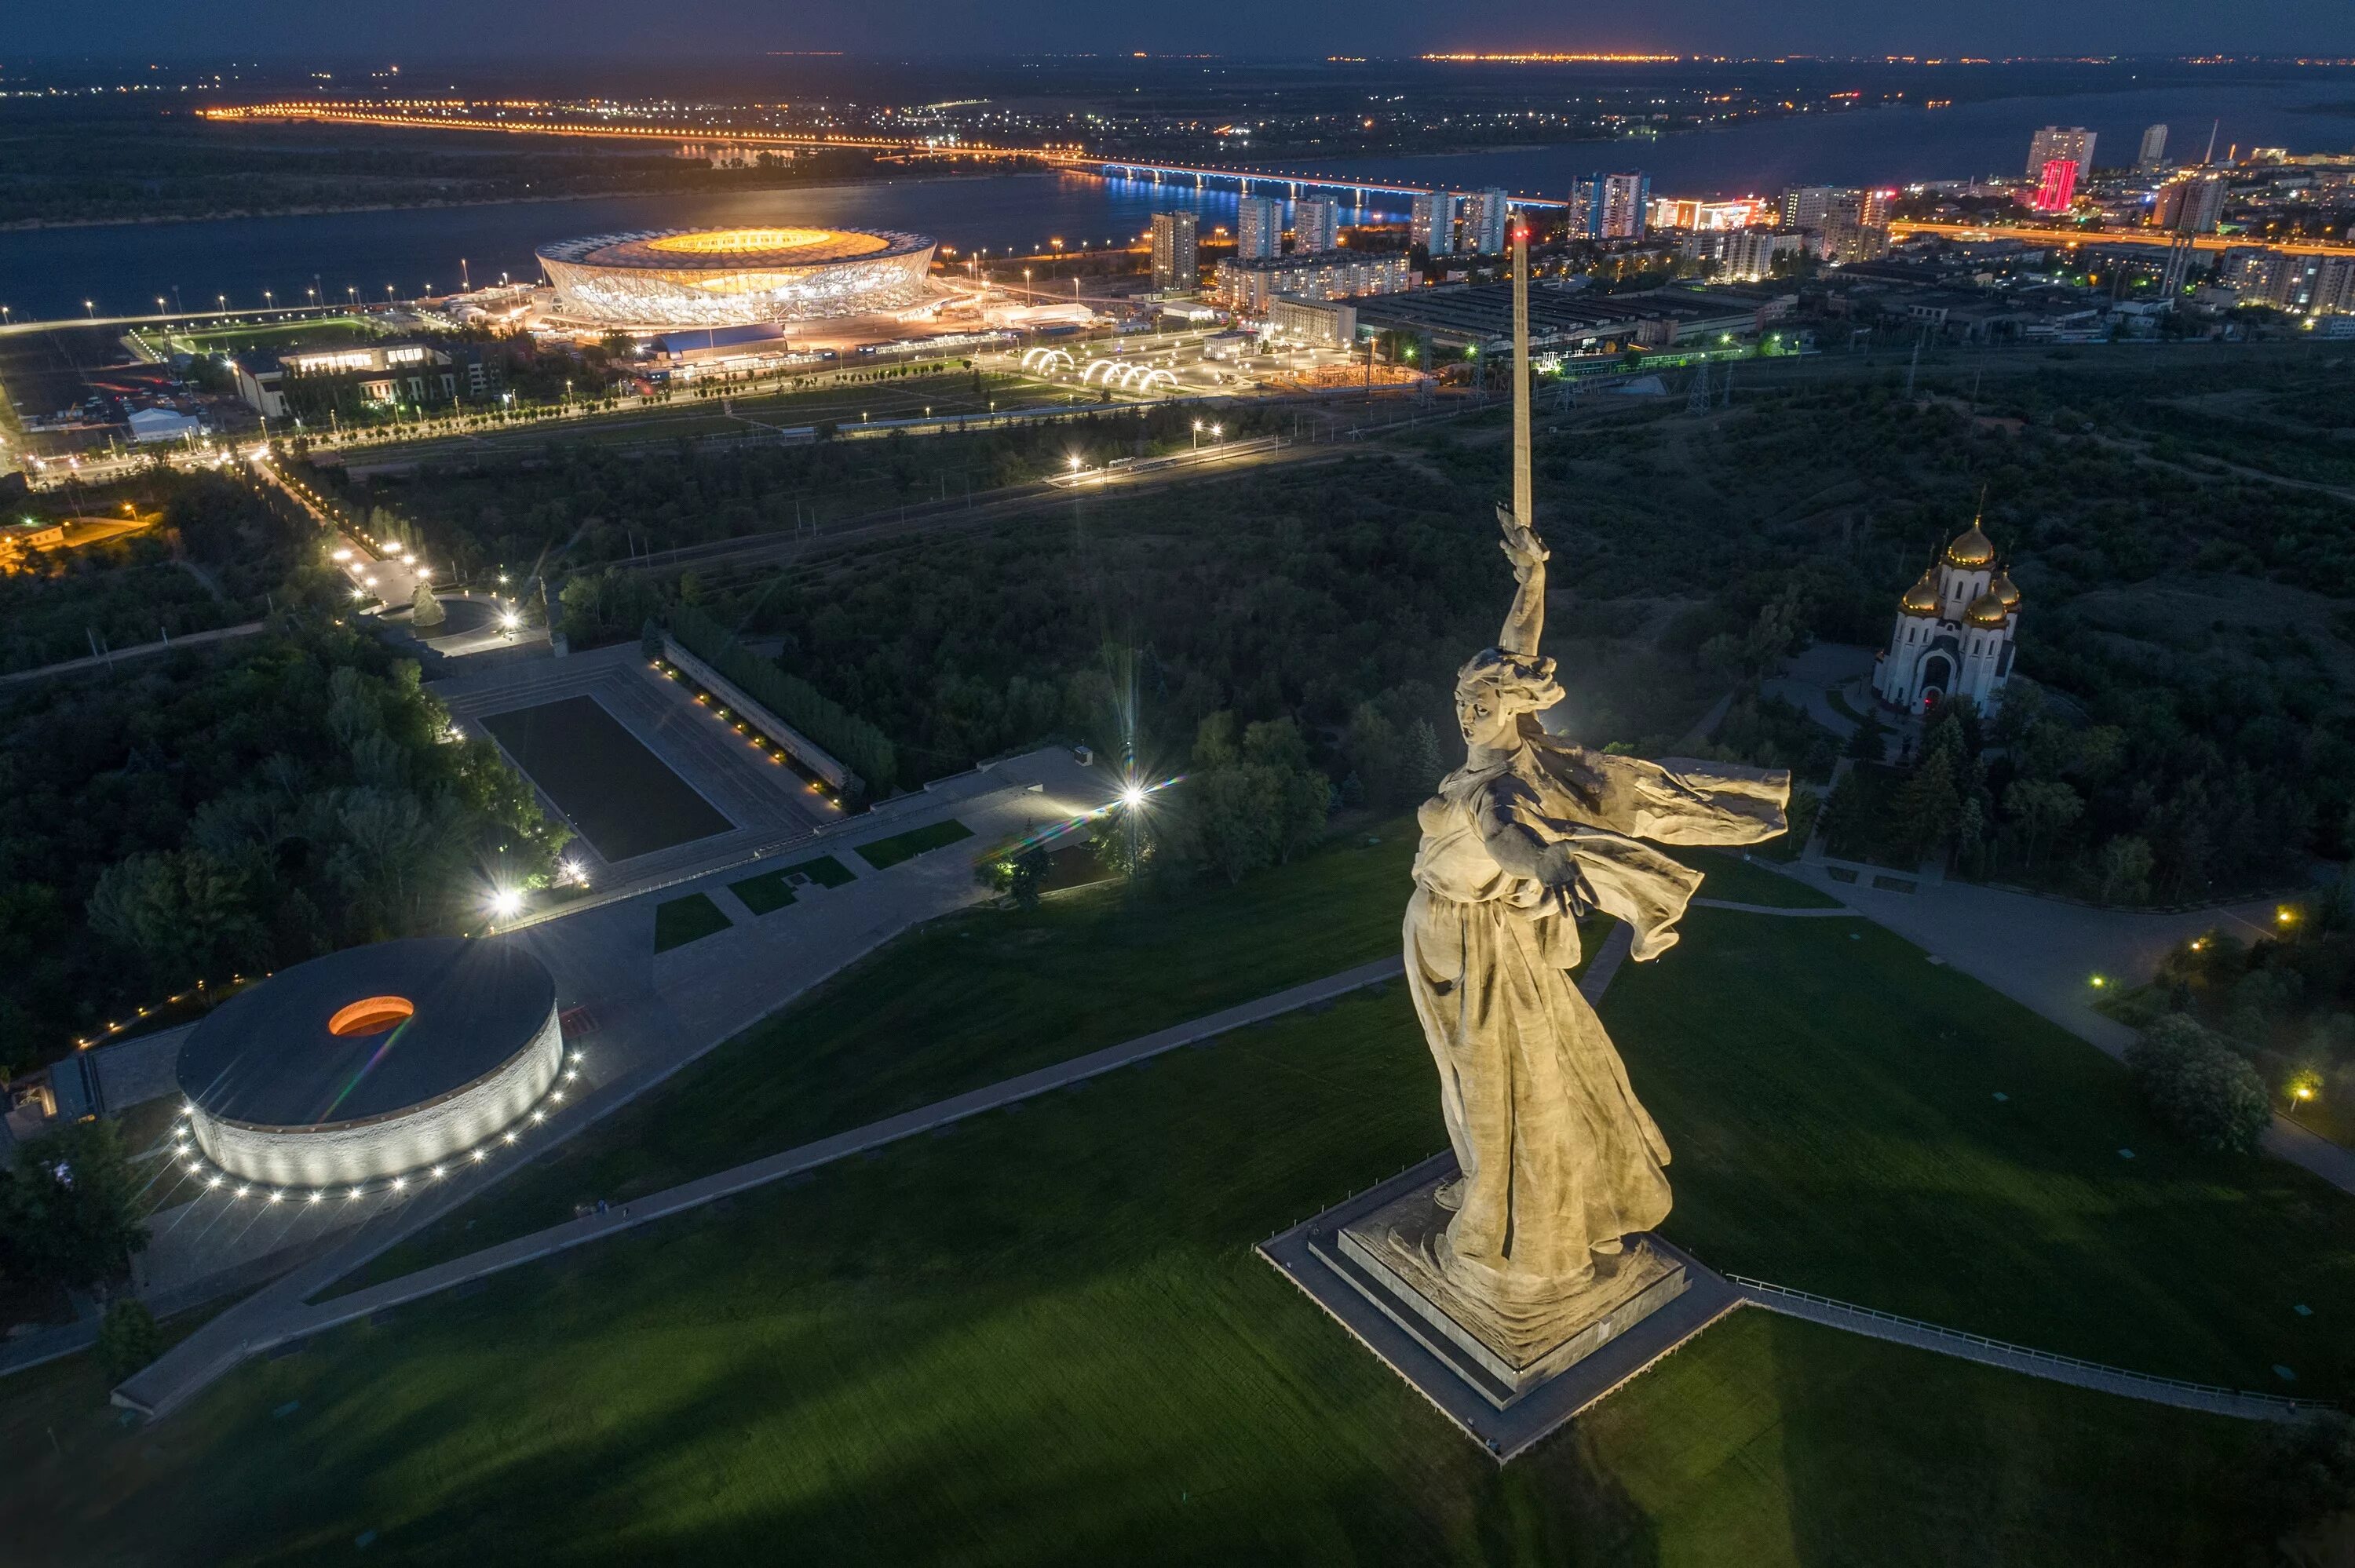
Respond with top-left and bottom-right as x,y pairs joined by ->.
1261,1154 -> 1736,1459
1326,1180 -> 1687,1408
1316,1176 -> 1686,1409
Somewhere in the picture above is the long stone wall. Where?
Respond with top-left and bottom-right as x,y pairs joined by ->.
659,634 -> 860,793
190,1006 -> 564,1188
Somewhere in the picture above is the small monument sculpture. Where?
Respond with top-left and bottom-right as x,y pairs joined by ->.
1287,221 -> 1791,1424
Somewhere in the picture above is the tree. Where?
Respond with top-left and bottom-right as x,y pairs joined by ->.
2096,835 -> 2155,905
977,844 -> 1050,909
1403,719 -> 1444,801
1886,747 -> 1961,862
2003,778 -> 2084,869
0,1120 -> 149,1295
1845,713 -> 1888,762
1342,704 -> 1404,806
96,1298 -> 161,1381
2125,1015 -> 2270,1156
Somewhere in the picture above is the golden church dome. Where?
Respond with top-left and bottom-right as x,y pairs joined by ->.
1989,568 -> 2021,607
1944,520 -> 1997,569
1965,590 -> 2010,628
1900,568 -> 1940,616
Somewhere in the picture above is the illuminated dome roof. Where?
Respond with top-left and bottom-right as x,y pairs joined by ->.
177,938 -> 563,1188
1989,568 -> 2021,607
1944,520 -> 1997,569
1965,590 -> 2010,628
1900,568 -> 1941,616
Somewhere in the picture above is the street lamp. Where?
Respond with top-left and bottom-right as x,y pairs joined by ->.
1192,418 -> 1203,450
84,300 -> 95,319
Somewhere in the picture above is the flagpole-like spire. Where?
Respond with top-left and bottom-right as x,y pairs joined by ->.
1511,213 -> 1532,530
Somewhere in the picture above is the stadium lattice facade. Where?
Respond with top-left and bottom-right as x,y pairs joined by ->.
538,227 -> 938,327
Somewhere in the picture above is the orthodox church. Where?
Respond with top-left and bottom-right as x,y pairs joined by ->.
1871,516 -> 2021,717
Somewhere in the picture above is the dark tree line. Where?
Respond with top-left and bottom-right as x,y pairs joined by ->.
0,623 -> 565,1078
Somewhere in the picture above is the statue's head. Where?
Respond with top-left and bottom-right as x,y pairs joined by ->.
1455,647 -> 1561,750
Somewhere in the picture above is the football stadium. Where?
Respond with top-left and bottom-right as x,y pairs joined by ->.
537,226 -> 939,327
174,938 -> 571,1192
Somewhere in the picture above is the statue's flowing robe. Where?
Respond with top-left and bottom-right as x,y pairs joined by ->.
1404,741 -> 1788,1290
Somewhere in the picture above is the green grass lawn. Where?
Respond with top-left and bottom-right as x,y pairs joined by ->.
731,855 -> 860,913
1666,848 -> 1840,910
345,824 -> 1422,1285
351,828 -> 2355,1405
725,869 -> 798,916
0,982 -> 2290,1565
1616,910 -> 2355,1395
855,817 -> 976,870
652,892 -> 732,954
783,853 -> 855,888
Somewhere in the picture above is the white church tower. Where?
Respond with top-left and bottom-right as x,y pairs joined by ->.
1872,516 -> 2021,717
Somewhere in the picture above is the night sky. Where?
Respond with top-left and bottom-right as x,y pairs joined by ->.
19,0 -> 2353,64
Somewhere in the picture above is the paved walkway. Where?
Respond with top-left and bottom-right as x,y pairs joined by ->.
99,895 -> 2355,1434
1771,859 -> 2355,1198
114,954 -> 1414,1417
1729,1277 -> 2315,1424
106,747 -> 1109,1409
0,621 -> 266,687
1690,898 -> 1861,918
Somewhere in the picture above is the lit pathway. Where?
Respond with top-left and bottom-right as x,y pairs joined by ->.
104,898 -> 2339,1432
107,746 -> 1107,1415
1769,859 -> 2355,1199
113,953 -> 1418,1417
1727,1276 -> 2316,1424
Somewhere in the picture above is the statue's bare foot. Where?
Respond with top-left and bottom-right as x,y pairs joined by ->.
1590,1238 -> 1625,1256
1433,1177 -> 1466,1212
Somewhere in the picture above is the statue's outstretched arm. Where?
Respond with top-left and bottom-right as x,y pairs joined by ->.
1496,503 -> 1547,657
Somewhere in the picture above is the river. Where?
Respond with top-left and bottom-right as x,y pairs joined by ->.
0,81 -> 2347,323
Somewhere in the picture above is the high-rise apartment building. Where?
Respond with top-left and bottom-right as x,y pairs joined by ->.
2138,124 -> 2170,172
2152,172 -> 2227,234
1410,190 -> 1459,255
2226,249 -> 2355,315
1778,185 -> 1839,232
2026,126 -> 2097,182
1149,210 -> 1200,294
1292,197 -> 1342,254
1570,173 -> 1648,239
1234,196 -> 1282,261
1458,188 -> 1512,253
2030,158 -> 2080,214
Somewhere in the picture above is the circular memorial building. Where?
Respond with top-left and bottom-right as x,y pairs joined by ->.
536,226 -> 937,327
177,938 -> 564,1191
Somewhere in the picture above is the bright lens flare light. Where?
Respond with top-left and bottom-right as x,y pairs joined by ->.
487,888 -> 524,920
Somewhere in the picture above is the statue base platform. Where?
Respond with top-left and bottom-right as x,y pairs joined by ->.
1261,1154 -> 1741,1461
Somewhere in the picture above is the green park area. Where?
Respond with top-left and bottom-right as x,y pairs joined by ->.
0,909 -> 2320,1562
651,892 -> 732,954
728,853 -> 857,916
853,817 -> 976,870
